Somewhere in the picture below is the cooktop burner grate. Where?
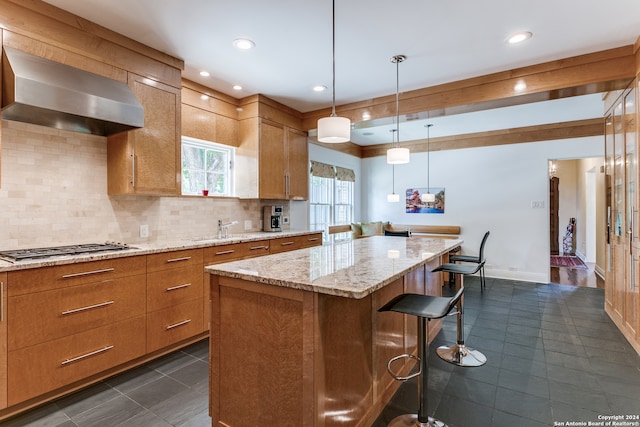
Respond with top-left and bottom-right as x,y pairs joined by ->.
0,242 -> 134,262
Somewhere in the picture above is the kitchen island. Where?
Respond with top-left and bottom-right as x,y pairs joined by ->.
205,236 -> 462,427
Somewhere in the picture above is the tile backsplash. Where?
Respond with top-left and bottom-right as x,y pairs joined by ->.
0,120 -> 287,249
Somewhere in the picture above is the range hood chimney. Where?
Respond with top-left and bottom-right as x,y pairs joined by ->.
1,47 -> 144,136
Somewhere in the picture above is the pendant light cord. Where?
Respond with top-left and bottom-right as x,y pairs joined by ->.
426,124 -> 433,191
395,58 -> 399,147
330,0 -> 337,117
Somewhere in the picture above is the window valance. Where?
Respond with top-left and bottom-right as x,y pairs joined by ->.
310,160 -> 336,178
335,166 -> 355,182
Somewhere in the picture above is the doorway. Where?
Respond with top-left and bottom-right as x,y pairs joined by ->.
549,158 -> 605,288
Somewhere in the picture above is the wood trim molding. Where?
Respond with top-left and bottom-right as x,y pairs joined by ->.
302,46 -> 636,132
360,118 -> 604,158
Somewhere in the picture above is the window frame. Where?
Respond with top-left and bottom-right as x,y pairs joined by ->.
181,136 -> 235,196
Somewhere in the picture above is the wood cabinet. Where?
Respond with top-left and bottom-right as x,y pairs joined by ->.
0,273 -> 6,410
269,233 -> 323,254
258,120 -> 309,200
146,249 -> 205,352
182,104 -> 238,147
107,73 -> 181,196
6,257 -> 147,405
604,78 -> 640,355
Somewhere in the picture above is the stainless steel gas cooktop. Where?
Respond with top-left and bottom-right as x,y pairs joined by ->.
0,242 -> 134,262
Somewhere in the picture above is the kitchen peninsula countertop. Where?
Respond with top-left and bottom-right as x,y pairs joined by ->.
205,235 -> 462,299
0,229 -> 319,272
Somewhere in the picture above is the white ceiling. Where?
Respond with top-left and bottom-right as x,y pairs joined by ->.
41,0 -> 640,145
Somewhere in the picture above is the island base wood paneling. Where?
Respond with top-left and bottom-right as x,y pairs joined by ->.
209,258 -> 444,427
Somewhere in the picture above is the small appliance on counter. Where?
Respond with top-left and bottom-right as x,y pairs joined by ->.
263,205 -> 283,232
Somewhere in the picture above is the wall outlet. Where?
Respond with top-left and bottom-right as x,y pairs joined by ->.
244,220 -> 252,230
139,224 -> 149,238
531,201 -> 545,209
283,216 -> 289,224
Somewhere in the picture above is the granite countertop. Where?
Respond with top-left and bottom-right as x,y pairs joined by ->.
0,230 -> 320,272
205,235 -> 463,299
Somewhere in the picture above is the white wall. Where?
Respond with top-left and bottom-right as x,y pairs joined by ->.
361,136 -> 603,283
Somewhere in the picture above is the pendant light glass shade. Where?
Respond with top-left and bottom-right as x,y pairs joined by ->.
421,192 -> 435,203
387,193 -> 400,203
317,116 -> 351,143
387,147 -> 410,164
317,0 -> 350,143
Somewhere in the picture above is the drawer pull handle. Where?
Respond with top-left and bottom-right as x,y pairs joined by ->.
61,345 -> 114,366
215,250 -> 235,255
0,281 -> 4,323
166,319 -> 191,330
62,268 -> 115,279
308,237 -> 320,241
62,300 -> 114,315
281,241 -> 295,246
167,256 -> 191,263
250,245 -> 268,251
166,283 -> 191,291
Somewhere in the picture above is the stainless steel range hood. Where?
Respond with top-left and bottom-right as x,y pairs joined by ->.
1,47 -> 144,136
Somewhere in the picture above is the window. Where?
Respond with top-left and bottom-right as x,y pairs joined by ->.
181,136 -> 234,196
309,161 -> 355,240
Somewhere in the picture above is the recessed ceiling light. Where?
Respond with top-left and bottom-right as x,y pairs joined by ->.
200,71 -> 210,77
233,85 -> 243,91
233,38 -> 255,50
200,94 -> 209,100
506,31 -> 532,44
313,85 -> 327,92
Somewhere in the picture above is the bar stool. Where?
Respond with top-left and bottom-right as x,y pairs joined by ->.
378,287 -> 464,427
431,263 -> 487,367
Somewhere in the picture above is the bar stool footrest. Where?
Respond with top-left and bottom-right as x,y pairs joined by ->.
387,353 -> 421,381
388,413 -> 448,427
436,344 -> 487,367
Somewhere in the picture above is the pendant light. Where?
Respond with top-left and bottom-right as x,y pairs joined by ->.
387,129 -> 400,202
317,0 -> 350,143
387,55 -> 410,164
421,124 -> 436,203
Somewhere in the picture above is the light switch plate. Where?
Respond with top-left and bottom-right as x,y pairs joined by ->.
139,224 -> 149,238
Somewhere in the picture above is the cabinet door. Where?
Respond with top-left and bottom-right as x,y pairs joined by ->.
287,128 -> 309,200
259,121 -> 287,199
108,73 -> 181,195
0,273 -> 6,410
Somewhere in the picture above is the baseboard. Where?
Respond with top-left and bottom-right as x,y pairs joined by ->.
485,268 -> 547,283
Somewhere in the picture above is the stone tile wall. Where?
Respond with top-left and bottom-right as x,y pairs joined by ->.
0,121 -> 281,249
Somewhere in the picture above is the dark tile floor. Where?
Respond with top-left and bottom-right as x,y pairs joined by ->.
5,276 -> 640,427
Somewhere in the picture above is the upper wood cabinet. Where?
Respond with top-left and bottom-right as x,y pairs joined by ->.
0,272 -> 6,410
257,120 -> 309,200
181,82 -> 239,147
107,73 -> 181,196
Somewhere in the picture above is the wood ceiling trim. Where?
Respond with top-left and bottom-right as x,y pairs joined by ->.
358,118 -> 604,158
302,46 -> 635,132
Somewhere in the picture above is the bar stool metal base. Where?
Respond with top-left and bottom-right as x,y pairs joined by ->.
436,343 -> 487,367
388,413 -> 448,427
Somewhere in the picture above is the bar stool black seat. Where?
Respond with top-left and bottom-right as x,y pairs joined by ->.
378,287 -> 464,427
431,262 -> 487,368
448,231 -> 489,289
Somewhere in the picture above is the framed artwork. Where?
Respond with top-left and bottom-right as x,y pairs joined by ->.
405,187 -> 445,214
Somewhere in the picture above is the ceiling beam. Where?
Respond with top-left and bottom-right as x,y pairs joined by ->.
302,46 -> 635,133
357,118 -> 604,158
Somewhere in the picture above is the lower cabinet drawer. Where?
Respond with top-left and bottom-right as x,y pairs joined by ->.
146,299 -> 204,353
7,316 -> 145,406
147,265 -> 203,312
8,275 -> 146,351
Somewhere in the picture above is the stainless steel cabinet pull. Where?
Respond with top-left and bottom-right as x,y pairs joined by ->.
131,150 -> 135,187
166,319 -> 191,330
215,250 -> 235,255
166,283 -> 191,291
0,281 -> 4,322
62,268 -> 115,279
62,300 -> 114,315
308,237 -> 320,241
167,256 -> 191,263
281,241 -> 294,246
250,245 -> 268,250
61,345 -> 114,366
